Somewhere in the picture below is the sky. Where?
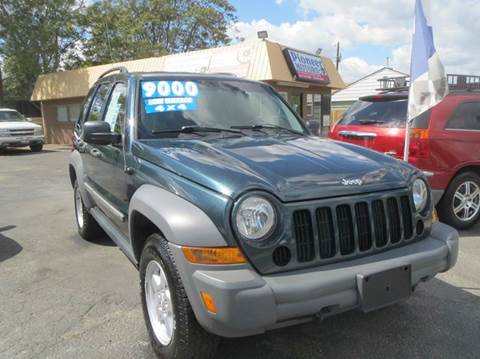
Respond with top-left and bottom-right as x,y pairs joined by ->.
228,0 -> 480,83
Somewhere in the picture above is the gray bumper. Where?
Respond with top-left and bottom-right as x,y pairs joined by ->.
170,222 -> 459,338
0,136 -> 44,148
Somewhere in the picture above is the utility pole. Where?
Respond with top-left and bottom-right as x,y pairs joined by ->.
335,42 -> 341,70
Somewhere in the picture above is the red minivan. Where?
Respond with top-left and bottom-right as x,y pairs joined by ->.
329,88 -> 480,229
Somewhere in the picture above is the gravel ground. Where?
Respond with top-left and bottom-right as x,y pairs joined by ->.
1,146 -> 479,359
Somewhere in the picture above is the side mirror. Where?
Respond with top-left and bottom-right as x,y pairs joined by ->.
306,120 -> 320,136
83,121 -> 121,145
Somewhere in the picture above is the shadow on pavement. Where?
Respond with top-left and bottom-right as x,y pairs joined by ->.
0,225 -> 22,263
216,278 -> 480,359
458,220 -> 480,238
0,148 -> 57,156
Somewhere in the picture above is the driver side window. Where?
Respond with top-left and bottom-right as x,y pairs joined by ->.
103,83 -> 127,135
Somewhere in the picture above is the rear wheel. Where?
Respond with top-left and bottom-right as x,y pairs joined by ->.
30,144 -> 43,152
140,234 -> 219,359
74,181 -> 103,240
438,171 -> 480,229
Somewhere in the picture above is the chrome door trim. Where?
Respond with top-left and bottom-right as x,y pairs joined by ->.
84,182 -> 126,222
338,130 -> 377,138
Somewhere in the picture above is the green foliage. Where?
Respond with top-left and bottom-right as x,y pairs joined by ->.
0,0 -> 84,99
0,0 -> 236,100
81,0 -> 236,65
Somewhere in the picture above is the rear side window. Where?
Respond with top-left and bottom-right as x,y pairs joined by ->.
86,83 -> 110,123
446,102 -> 480,130
339,99 -> 408,128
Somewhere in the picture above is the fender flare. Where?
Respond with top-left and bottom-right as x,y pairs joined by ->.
69,151 -> 95,208
129,184 -> 228,248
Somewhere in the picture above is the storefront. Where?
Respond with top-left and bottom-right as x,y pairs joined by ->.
31,39 -> 345,144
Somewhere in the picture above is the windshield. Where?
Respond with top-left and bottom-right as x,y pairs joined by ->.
339,99 -> 408,128
0,110 -> 26,122
138,79 -> 305,138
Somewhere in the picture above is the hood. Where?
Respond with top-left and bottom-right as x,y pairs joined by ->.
134,135 -> 416,202
0,121 -> 40,130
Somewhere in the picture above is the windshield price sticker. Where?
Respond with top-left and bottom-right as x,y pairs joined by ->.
142,80 -> 199,113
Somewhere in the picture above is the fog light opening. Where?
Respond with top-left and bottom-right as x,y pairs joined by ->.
416,220 -> 424,236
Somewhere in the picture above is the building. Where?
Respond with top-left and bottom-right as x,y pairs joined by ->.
331,67 -> 408,123
31,39 -> 345,144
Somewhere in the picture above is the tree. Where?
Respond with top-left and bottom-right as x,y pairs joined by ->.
0,0 -> 85,100
80,0 -> 237,65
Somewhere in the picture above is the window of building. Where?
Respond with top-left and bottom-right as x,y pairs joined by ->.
56,104 -> 82,123
446,102 -> 480,130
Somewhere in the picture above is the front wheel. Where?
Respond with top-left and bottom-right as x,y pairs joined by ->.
30,144 -> 43,152
438,171 -> 480,229
140,234 -> 219,359
73,181 -> 103,240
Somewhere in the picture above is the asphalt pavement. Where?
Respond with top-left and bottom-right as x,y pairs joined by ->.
1,146 -> 479,359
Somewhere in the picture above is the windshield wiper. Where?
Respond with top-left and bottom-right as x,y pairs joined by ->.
358,119 -> 385,125
231,124 -> 304,135
152,126 -> 245,136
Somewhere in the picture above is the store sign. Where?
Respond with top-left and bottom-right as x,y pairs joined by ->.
283,48 -> 330,84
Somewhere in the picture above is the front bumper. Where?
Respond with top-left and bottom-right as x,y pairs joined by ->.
0,136 -> 44,148
170,222 -> 459,338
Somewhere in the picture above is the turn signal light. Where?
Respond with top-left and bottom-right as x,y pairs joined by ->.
432,208 -> 439,223
181,246 -> 246,265
200,291 -> 217,314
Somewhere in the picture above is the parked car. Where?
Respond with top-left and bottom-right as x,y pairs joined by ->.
329,88 -> 480,229
69,68 -> 458,359
0,108 -> 44,152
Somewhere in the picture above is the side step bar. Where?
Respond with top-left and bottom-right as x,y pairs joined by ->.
90,207 -> 137,266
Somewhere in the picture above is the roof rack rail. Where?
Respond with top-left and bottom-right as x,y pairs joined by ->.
98,66 -> 128,79
448,74 -> 480,91
376,76 -> 410,92
209,72 -> 238,77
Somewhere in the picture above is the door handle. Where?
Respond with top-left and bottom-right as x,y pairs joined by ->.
338,130 -> 377,139
384,150 -> 397,156
90,148 -> 102,158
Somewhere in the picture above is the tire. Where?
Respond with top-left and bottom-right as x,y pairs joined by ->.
438,171 -> 480,229
73,180 -> 103,240
30,144 -> 43,152
140,234 -> 219,359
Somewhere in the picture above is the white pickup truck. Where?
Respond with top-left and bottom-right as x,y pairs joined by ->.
0,108 -> 44,152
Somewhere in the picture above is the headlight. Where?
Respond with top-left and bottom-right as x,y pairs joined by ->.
34,127 -> 43,136
235,195 -> 276,240
412,178 -> 429,213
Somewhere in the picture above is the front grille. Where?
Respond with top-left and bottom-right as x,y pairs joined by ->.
291,192 -> 415,265
8,129 -> 35,136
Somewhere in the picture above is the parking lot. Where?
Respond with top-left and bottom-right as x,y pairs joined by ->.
1,146 -> 480,359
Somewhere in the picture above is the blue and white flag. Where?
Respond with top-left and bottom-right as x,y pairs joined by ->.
408,0 -> 448,120
404,0 -> 448,160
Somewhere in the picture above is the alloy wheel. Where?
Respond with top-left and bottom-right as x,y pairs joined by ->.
145,260 -> 174,346
452,180 -> 480,222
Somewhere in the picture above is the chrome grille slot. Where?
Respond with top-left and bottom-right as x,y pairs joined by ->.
316,207 -> 336,258
336,205 -> 355,255
292,210 -> 315,262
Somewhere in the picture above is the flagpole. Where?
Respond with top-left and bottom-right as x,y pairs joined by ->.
403,118 -> 412,162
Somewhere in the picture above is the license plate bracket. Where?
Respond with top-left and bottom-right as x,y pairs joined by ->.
357,265 -> 411,312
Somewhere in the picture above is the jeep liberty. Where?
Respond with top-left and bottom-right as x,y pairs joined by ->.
69,68 -> 459,359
